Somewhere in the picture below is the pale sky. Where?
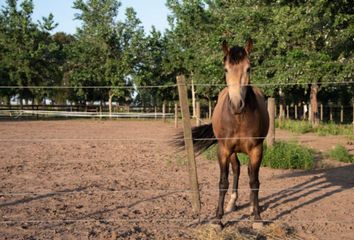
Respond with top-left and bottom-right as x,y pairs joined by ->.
0,0 -> 170,34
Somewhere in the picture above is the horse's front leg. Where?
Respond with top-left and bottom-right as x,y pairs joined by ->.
226,153 -> 240,212
215,144 -> 231,222
248,144 -> 263,221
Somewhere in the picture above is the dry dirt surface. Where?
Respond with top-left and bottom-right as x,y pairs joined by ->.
0,120 -> 353,239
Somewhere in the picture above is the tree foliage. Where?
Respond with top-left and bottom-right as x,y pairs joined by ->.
0,0 -> 353,107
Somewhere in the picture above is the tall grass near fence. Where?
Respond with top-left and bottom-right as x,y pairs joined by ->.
276,119 -> 353,138
203,141 -> 315,170
327,145 -> 354,163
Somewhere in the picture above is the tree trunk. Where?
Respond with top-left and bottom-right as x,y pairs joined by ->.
310,83 -> 319,127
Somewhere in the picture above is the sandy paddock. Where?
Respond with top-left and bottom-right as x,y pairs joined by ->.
0,120 -> 353,239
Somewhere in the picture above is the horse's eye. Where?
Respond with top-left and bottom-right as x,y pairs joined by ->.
224,68 -> 228,73
247,67 -> 251,74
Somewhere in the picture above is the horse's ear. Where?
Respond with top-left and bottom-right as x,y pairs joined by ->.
222,40 -> 229,56
245,37 -> 253,55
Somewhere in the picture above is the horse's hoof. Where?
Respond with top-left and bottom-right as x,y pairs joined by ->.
252,221 -> 264,230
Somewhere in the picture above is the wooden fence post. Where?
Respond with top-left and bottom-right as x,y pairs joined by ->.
320,104 -> 323,122
267,98 -> 275,147
154,106 -> 157,120
162,101 -> 166,122
176,75 -> 201,214
330,105 -> 333,122
295,104 -> 298,120
286,105 -> 289,119
340,106 -> 344,123
174,103 -> 178,128
196,101 -> 201,126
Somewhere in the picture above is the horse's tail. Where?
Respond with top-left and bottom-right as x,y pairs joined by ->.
173,123 -> 217,155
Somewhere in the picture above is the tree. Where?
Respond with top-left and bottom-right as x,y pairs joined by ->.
67,0 -> 144,115
0,0 -> 61,106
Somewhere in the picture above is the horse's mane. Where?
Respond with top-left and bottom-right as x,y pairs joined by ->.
224,46 -> 247,64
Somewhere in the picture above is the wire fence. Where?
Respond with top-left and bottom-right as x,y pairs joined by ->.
0,80 -> 353,89
0,80 -> 353,230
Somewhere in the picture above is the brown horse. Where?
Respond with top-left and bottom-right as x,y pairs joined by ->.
176,38 -> 269,224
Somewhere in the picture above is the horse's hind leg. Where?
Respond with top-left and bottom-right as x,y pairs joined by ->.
225,153 -> 240,212
215,144 -> 231,222
248,144 -> 263,221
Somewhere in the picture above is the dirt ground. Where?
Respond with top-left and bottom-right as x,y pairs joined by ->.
0,120 -> 353,239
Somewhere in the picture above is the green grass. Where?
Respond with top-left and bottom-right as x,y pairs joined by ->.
262,141 -> 314,169
202,141 -> 315,170
276,119 -> 353,138
327,145 -> 354,163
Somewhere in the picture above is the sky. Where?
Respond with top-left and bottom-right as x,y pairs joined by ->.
0,0 -> 170,34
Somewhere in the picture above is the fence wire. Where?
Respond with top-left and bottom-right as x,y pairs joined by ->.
0,80 -> 353,89
0,80 -> 353,229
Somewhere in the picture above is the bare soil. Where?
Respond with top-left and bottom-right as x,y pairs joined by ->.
0,120 -> 353,239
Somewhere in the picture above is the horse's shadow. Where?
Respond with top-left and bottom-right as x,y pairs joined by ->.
221,164 -> 354,225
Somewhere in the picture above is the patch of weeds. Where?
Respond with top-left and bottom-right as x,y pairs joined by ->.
263,141 -> 314,169
315,122 -> 353,137
202,141 -> 315,170
276,119 -> 353,139
327,144 -> 354,163
276,119 -> 313,134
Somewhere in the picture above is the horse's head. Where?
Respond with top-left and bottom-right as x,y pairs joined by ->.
222,38 -> 253,114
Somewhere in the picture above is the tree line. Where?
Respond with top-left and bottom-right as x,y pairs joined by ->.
0,0 -> 353,124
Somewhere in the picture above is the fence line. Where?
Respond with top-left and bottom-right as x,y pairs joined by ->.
0,135 -> 352,142
0,80 -> 353,89
0,84 -> 178,89
0,110 -> 174,119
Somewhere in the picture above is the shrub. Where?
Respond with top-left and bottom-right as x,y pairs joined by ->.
327,145 -> 354,163
202,141 -> 315,170
262,141 -> 314,169
276,119 -> 352,139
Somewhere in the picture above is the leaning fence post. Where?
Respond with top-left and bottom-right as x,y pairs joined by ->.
176,75 -> 201,215
174,103 -> 178,128
267,98 -> 275,147
196,101 -> 201,126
